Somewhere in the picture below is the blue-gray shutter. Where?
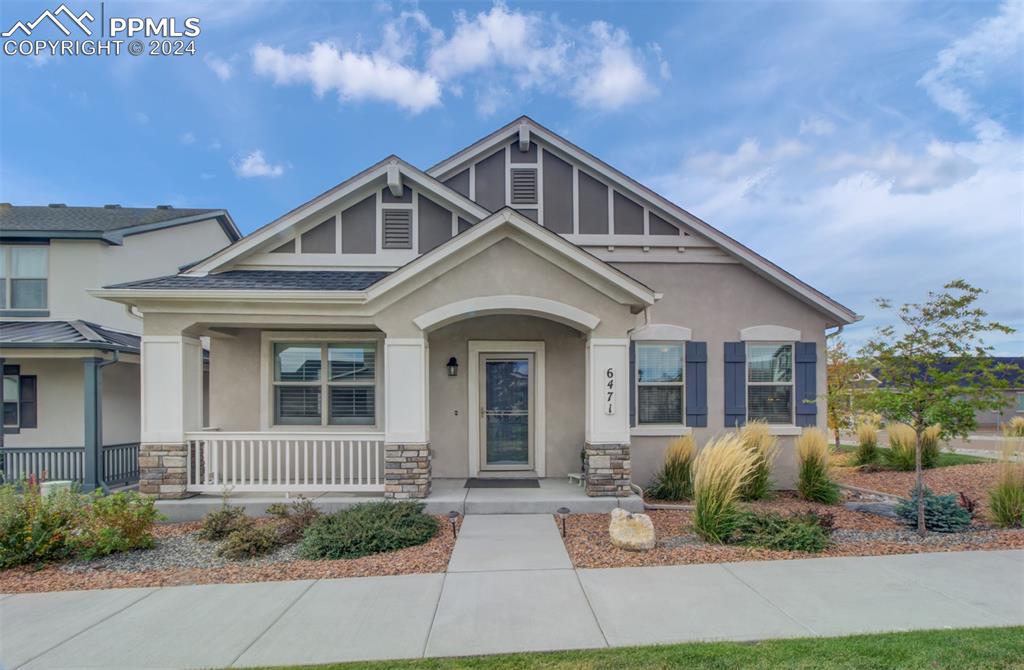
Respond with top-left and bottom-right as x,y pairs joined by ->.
628,341 -> 636,427
685,341 -> 707,427
795,341 -> 818,427
19,376 -> 37,429
724,342 -> 746,427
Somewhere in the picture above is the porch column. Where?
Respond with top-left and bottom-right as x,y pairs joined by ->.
139,335 -> 203,499
383,336 -> 431,499
82,357 -> 103,493
584,338 -> 632,497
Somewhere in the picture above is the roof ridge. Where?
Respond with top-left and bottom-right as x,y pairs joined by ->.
68,320 -> 106,342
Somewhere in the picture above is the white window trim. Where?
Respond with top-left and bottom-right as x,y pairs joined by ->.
745,341 -> 796,427
1,245 -> 49,312
634,341 -> 686,430
259,331 -> 384,432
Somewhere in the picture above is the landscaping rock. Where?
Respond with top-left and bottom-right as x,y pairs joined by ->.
609,508 -> 656,551
844,501 -> 901,520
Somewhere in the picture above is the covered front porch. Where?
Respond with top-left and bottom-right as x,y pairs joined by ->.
95,210 -> 658,504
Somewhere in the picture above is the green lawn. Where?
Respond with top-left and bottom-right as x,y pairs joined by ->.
836,444 -> 992,467
247,627 -> 1024,670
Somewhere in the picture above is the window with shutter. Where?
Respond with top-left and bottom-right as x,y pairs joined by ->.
382,209 -> 412,249
510,168 -> 538,204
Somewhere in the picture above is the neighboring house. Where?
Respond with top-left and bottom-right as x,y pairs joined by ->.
94,117 -> 860,501
968,357 -> 1023,429
0,204 -> 239,489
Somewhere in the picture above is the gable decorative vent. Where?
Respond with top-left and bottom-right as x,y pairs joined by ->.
511,168 -> 538,204
382,209 -> 412,249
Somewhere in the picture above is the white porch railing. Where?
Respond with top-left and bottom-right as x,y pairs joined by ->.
184,432 -> 386,493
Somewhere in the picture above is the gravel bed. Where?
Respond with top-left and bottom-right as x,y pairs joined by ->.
0,515 -> 458,594
564,496 -> 1024,570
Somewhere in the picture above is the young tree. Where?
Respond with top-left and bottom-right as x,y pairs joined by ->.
860,279 -> 1015,535
825,336 -> 864,450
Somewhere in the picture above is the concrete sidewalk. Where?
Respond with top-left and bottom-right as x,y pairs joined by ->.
2,526 -> 1021,668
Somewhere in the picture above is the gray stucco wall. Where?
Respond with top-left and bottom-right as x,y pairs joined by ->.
428,315 -> 585,478
208,330 -> 261,430
613,261 -> 832,489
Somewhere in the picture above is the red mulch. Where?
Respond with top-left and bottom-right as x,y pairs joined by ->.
833,462 -> 1002,518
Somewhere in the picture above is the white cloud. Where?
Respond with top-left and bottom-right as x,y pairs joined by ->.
248,2 -> 661,113
252,42 -> 441,113
232,150 -> 285,178
572,22 -> 657,110
799,117 -> 836,136
824,141 -> 978,194
205,55 -> 233,81
918,0 -> 1023,142
179,131 -> 196,145
686,138 -> 809,180
133,112 -> 149,125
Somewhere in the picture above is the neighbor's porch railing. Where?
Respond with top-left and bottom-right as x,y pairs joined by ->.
0,443 -> 140,486
184,431 -> 386,493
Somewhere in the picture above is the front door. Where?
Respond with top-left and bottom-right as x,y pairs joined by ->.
479,353 -> 534,470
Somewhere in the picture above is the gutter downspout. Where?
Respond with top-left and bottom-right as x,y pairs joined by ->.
83,350 -> 119,493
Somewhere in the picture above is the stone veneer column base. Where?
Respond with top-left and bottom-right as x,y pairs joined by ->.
384,444 -> 431,499
139,442 -> 191,499
584,443 -> 631,497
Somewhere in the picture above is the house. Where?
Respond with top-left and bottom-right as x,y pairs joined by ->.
975,357 -> 1024,429
93,117 -> 860,502
0,204 -> 240,489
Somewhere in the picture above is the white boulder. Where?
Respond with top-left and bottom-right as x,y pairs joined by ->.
608,508 -> 656,551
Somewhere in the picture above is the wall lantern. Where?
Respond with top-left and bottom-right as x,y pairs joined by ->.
446,357 -> 459,377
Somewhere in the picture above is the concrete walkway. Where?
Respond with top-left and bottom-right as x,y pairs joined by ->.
2,518 -> 1021,669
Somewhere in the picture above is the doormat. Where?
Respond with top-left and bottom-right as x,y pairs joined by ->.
464,478 -> 541,489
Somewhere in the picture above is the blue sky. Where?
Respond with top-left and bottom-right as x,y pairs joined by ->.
1,0 -> 1021,353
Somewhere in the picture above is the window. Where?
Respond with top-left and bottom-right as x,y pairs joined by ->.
1,246 -> 48,310
2,365 -> 36,432
272,342 -> 377,426
636,343 -> 685,424
1017,392 -> 1024,412
747,342 -> 793,424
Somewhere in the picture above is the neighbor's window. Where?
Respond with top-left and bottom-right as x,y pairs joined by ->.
273,342 -> 376,426
1,246 -> 48,310
747,343 -> 793,424
636,343 -> 685,425
3,370 -> 19,427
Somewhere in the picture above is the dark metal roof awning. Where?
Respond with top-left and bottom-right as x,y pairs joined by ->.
0,320 -> 140,354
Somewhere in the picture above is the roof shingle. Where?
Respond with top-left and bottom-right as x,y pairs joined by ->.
105,270 -> 390,291
0,321 -> 140,353
0,205 -> 221,233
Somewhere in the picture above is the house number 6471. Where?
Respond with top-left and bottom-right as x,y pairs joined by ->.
604,367 -> 615,415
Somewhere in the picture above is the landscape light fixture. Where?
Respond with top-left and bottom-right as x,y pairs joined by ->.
446,357 -> 459,377
448,510 -> 460,538
556,507 -> 570,537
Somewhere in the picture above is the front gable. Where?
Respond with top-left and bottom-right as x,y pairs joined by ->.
189,158 -> 490,274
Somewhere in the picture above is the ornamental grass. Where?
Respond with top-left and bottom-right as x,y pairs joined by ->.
737,420 -> 779,501
796,428 -> 840,504
920,424 -> 942,469
884,422 -> 920,471
646,435 -> 696,501
691,435 -> 757,543
854,422 -> 879,465
1004,416 -> 1024,439
989,440 -> 1024,528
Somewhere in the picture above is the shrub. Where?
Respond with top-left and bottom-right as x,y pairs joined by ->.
989,441 -> 1024,528
646,435 -> 695,501
198,504 -> 249,541
796,428 -> 840,504
266,497 -> 321,543
217,523 -> 281,560
67,492 -> 161,560
896,486 -> 971,533
883,423 -> 919,471
0,483 -> 80,568
691,435 -> 757,543
853,422 -> 879,466
731,510 -> 831,553
737,421 -> 779,501
298,501 -> 439,560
